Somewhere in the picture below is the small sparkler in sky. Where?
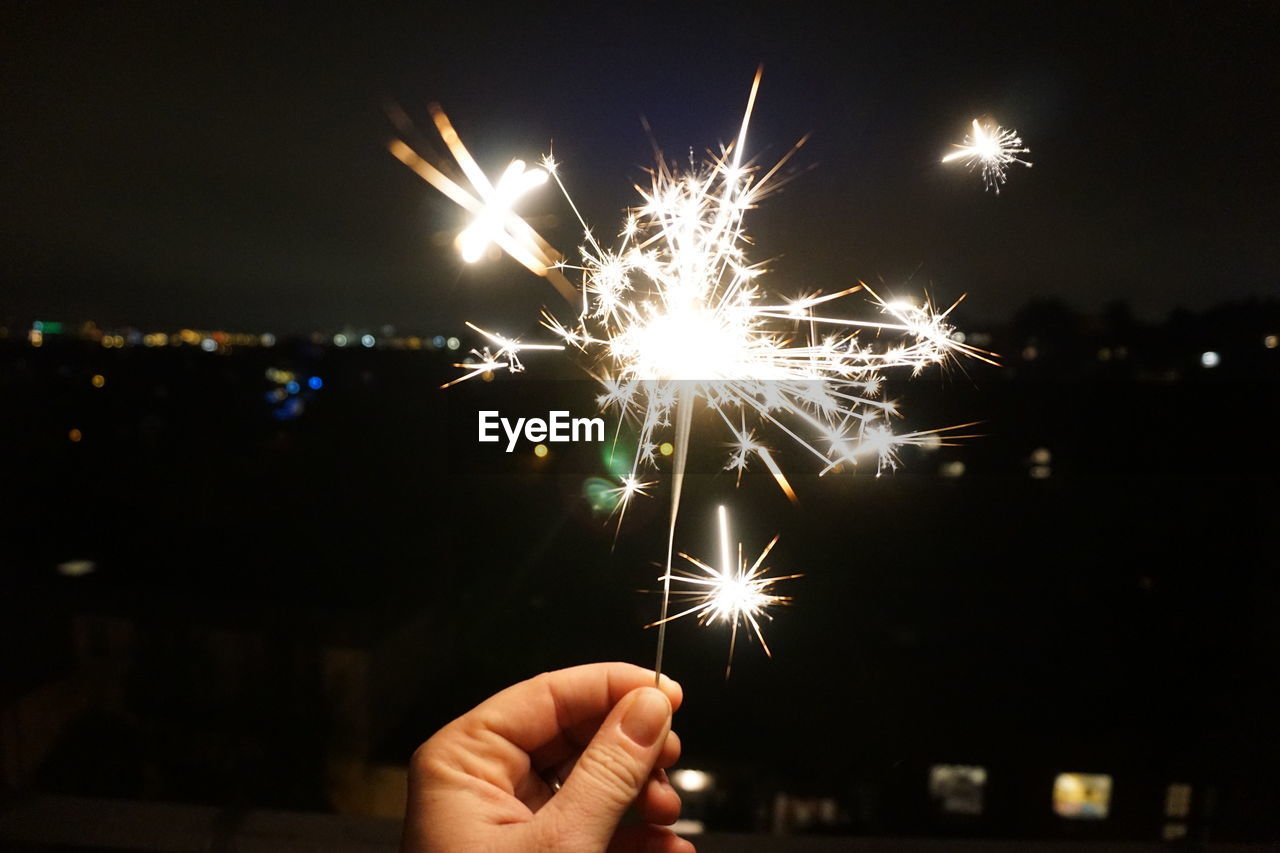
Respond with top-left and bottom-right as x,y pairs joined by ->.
649,505 -> 799,677
942,118 -> 1032,193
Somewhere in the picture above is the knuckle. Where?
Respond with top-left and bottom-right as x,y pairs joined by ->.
577,741 -> 645,803
408,734 -> 448,781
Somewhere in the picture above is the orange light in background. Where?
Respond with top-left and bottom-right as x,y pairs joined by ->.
1266,335 -> 1278,349
91,374 -> 105,388
659,442 -> 674,457
1053,773 -> 1112,819
68,428 -> 82,442
533,443 -> 549,458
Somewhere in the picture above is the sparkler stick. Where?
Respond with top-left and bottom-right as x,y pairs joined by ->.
653,387 -> 694,682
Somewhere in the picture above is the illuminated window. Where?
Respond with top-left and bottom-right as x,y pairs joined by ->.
1053,772 -> 1112,819
1164,783 -> 1191,818
929,764 -> 985,815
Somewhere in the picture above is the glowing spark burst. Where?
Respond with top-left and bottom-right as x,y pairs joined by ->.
942,118 -> 1032,193
392,74 -> 993,508
649,505 -> 799,676
389,71 -> 995,677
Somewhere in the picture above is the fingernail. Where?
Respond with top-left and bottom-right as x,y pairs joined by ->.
621,687 -> 670,747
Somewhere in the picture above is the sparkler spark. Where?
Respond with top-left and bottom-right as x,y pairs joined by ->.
649,505 -> 799,677
390,70 -> 995,678
942,118 -> 1032,193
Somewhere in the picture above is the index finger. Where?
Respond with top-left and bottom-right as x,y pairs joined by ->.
468,662 -> 682,754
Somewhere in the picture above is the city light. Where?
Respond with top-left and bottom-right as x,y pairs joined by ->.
91,374 -> 105,388
56,559 -> 96,578
1200,351 -> 1220,368
361,334 -> 375,348
533,443 -> 549,458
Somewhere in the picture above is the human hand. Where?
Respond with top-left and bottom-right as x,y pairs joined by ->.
402,662 -> 694,853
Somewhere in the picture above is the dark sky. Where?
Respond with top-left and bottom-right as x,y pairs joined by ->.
2,2 -> 1277,333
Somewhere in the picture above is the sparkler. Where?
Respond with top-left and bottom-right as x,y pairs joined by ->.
389,69 -> 993,677
648,505 -> 800,677
942,118 -> 1032,193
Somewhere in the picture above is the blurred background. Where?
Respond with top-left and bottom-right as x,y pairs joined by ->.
2,2 -> 1278,849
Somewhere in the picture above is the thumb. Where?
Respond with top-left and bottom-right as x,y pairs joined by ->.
541,686 -> 672,850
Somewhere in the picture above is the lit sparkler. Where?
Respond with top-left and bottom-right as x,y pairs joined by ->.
942,118 -> 1032,193
390,69 -> 993,677
649,505 -> 799,677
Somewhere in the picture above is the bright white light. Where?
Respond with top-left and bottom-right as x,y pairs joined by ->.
260,333 -> 276,347
457,159 -> 548,263
942,118 -> 1032,194
333,334 -> 348,347
446,336 -> 461,351
655,505 -> 800,672
671,769 -> 713,792
361,334 -> 376,348
200,338 -> 217,352
1200,351 -> 1220,368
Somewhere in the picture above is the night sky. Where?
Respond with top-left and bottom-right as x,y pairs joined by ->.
3,2 -> 1277,333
